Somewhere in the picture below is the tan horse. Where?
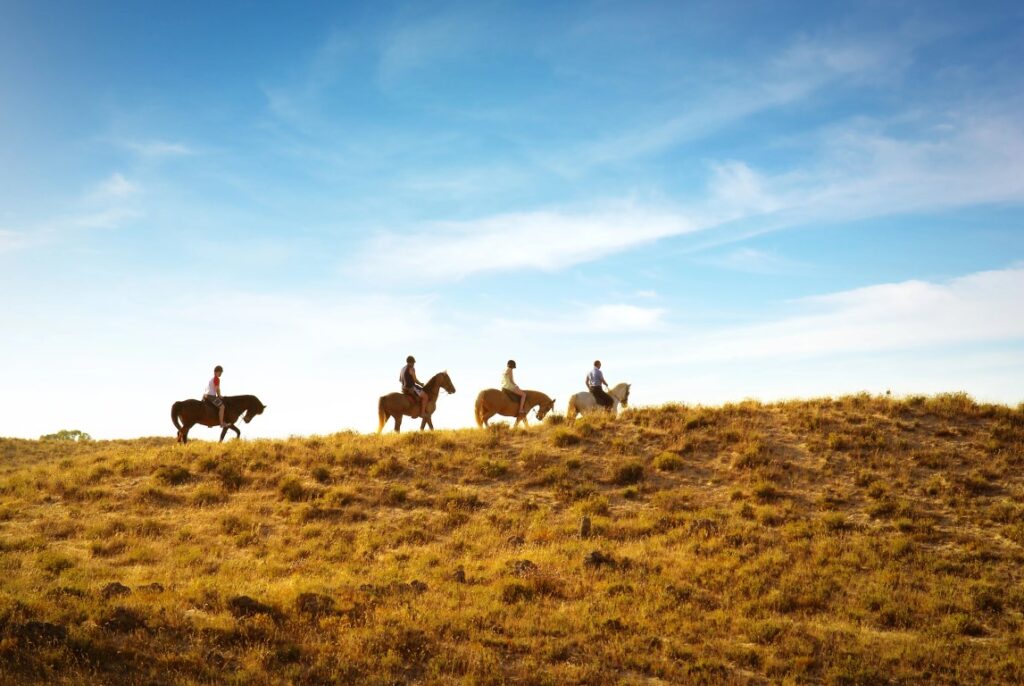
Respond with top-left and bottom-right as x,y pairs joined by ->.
378,371 -> 456,433
475,389 -> 556,428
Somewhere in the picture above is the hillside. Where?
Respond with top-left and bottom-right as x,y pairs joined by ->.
1,394 -> 1023,685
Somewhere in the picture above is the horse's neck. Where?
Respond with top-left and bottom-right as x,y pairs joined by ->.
526,390 -> 549,406
423,375 -> 443,398
609,385 -> 626,401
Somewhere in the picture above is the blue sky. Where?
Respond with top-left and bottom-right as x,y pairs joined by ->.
2,1 -> 1023,439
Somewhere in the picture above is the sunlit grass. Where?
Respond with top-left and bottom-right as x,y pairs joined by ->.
1,393 -> 1023,684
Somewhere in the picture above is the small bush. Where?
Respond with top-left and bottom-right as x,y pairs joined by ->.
192,484 -> 228,506
155,464 -> 191,486
611,461 -> 643,486
279,477 -> 308,502
476,459 -> 510,479
552,429 -> 581,447
653,452 -> 684,472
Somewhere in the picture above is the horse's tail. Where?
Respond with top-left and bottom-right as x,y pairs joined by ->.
377,396 -> 387,434
171,402 -> 183,430
474,394 -> 485,428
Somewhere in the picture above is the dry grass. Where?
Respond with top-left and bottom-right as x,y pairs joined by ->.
1,392 -> 1023,684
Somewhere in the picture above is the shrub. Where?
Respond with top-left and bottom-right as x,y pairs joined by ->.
552,429 -> 581,447
278,477 -> 308,502
476,459 -> 509,479
192,484 -> 228,506
155,464 -> 191,486
611,461 -> 643,486
653,452 -> 684,472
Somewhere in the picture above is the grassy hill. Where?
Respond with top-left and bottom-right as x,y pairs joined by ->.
1,393 -> 1023,685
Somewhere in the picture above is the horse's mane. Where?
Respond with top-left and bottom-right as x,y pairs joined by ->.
423,371 -> 448,389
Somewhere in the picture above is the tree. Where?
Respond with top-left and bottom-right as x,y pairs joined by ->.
39,429 -> 92,442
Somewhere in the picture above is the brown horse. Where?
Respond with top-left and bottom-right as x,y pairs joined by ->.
378,371 -> 455,433
475,389 -> 555,428
171,395 -> 266,443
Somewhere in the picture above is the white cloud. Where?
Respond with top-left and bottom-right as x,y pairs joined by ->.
659,266 -> 1024,363
124,140 -> 196,157
541,29 -> 932,176
352,202 -> 699,281
701,247 -> 802,275
0,229 -> 31,253
492,303 -> 666,335
92,172 -> 138,199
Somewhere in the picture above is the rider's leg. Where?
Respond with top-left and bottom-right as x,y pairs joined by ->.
219,404 -> 226,428
517,390 -> 526,416
420,391 -> 428,416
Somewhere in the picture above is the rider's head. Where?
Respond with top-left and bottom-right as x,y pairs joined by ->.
507,359 -> 516,369
407,355 -> 415,364
214,365 -> 223,375
594,360 -> 601,368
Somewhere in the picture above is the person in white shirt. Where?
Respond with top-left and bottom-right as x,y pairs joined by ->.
502,359 -> 527,418
203,365 -> 227,428
587,360 -> 613,410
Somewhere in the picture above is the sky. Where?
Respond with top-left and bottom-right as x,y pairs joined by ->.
1,0 -> 1023,440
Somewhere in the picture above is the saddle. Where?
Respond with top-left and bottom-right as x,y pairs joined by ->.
503,389 -> 521,403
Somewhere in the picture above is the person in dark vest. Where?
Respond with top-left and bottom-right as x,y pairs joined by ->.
587,360 -> 614,410
399,356 -> 429,416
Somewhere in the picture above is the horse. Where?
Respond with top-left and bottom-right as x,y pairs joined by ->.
566,382 -> 631,421
171,394 -> 266,444
378,371 -> 456,433
474,388 -> 555,429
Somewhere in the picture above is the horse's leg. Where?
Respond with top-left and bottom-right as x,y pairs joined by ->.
182,424 -> 192,444
219,426 -> 228,442
394,415 -> 402,433
231,425 -> 241,440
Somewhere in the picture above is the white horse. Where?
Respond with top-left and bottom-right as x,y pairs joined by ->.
566,382 -> 631,421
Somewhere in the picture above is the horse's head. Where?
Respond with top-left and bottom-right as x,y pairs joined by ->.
440,370 -> 456,395
611,383 -> 631,407
536,396 -> 556,421
244,399 -> 267,424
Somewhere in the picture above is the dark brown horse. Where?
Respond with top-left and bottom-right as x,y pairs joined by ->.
171,395 -> 266,443
475,389 -> 555,428
378,371 -> 455,433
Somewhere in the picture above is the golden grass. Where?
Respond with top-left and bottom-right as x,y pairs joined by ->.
1,392 -> 1023,684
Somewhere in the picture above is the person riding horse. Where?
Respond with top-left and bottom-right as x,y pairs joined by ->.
203,365 -> 227,428
587,360 -> 614,410
399,355 -> 429,417
503,360 -> 527,418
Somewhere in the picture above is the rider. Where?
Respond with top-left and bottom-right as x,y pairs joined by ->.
203,365 -> 227,428
503,359 -> 527,418
400,355 -> 429,417
587,360 -> 614,410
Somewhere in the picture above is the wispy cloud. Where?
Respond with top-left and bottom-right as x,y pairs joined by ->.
351,202 -> 699,281
91,172 -> 138,200
493,303 -> 667,334
122,140 -> 196,157
539,27 -> 937,176
0,229 -> 32,254
657,266 -> 1024,363
350,110 -> 1024,282
701,247 -> 804,275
